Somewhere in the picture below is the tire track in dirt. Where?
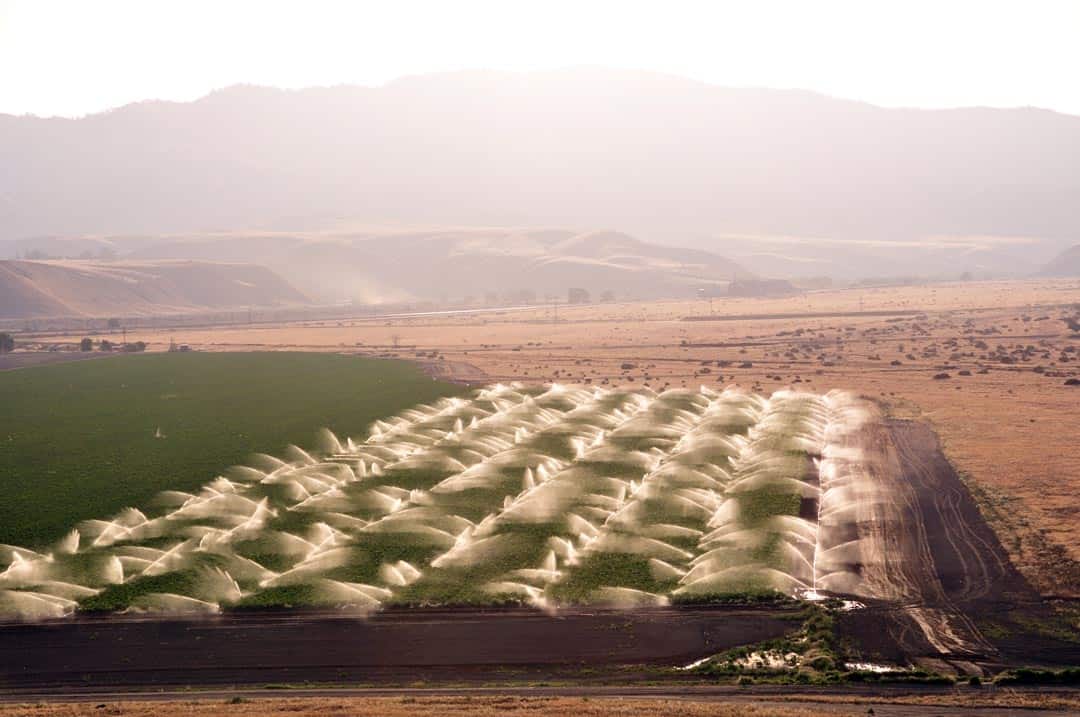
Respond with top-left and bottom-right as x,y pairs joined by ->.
843,419 -> 1055,667
878,421 -> 999,659
887,421 -> 1024,604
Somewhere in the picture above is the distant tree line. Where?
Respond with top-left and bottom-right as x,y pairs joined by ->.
81,337 -> 145,352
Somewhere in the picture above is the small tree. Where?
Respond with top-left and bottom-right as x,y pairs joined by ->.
100,339 -> 113,352
80,337 -> 93,352
567,287 -> 590,304
0,332 -> 14,354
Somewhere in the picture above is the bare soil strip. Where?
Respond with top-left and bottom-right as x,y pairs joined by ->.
0,606 -> 796,690
836,420 -> 1079,672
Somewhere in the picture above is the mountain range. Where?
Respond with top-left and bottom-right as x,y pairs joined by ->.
3,68 -> 1078,278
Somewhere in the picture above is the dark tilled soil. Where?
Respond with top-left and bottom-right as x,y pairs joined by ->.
836,420 -> 1080,672
887,420 -> 1030,606
0,606 -> 798,689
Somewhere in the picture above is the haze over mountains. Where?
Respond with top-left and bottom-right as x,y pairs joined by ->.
1041,244 -> 1080,277
0,229 -> 752,315
0,259 -> 306,319
3,67 -> 1078,284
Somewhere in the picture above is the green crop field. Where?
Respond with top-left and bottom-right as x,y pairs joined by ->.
0,380 -> 880,619
0,352 -> 464,549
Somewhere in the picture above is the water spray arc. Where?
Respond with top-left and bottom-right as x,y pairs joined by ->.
0,384 -> 888,620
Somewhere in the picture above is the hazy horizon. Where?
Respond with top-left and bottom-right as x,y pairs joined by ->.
3,2 -> 1078,311
2,0 -> 1079,118
7,67 -> 1080,122
5,68 -> 1078,252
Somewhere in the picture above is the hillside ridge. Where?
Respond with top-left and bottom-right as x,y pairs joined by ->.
0,259 -> 308,319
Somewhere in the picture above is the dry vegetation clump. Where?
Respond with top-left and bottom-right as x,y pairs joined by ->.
0,697 -> 859,717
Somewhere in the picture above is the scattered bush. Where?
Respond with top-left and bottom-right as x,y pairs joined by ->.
845,669 -> 954,685
994,667 -> 1080,685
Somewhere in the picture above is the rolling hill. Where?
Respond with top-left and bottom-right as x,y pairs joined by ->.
2,229 -> 752,305
0,230 -> 751,308
1040,244 -> 1080,276
0,260 -> 308,319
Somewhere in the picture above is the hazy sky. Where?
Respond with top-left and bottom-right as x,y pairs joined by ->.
2,0 -> 1078,117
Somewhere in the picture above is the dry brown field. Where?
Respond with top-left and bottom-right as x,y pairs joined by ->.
0,697 -> 851,717
37,279 -> 1080,596
5,690 -> 1080,717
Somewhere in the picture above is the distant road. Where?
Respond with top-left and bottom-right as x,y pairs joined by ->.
683,309 -> 923,322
